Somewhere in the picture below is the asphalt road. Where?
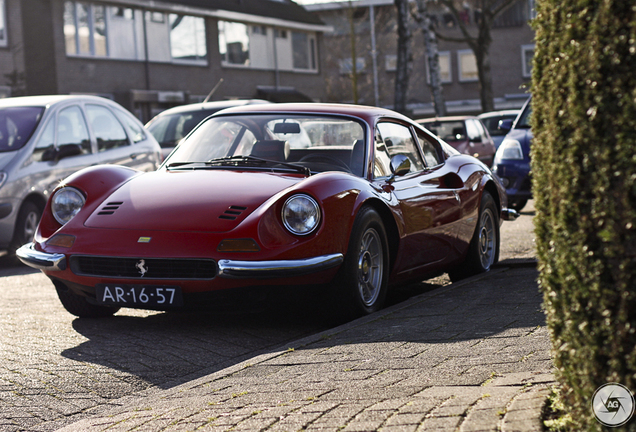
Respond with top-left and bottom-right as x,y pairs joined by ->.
0,201 -> 536,432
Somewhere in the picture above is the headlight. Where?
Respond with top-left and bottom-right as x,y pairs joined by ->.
494,139 -> 524,164
52,187 -> 85,225
281,194 -> 321,235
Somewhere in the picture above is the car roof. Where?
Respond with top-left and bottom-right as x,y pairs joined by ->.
213,102 -> 415,125
0,94 -> 118,108
153,99 -> 271,116
477,110 -> 520,118
416,115 -> 478,123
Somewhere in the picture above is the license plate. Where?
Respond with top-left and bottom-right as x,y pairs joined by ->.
95,284 -> 183,307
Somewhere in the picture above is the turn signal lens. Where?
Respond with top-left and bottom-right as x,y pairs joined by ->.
46,234 -> 76,248
217,238 -> 260,252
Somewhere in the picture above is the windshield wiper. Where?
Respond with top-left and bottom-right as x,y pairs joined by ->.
168,156 -> 310,176
207,155 -> 311,176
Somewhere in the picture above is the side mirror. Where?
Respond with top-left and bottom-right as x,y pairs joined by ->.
388,154 -> 411,183
498,119 -> 513,133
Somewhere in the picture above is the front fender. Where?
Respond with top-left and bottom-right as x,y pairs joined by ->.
36,165 -> 141,241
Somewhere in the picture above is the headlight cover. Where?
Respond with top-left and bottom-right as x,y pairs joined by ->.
52,187 -> 85,225
494,139 -> 524,164
281,194 -> 321,235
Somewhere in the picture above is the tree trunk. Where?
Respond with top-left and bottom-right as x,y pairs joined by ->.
475,47 -> 495,113
416,0 -> 446,116
394,0 -> 411,115
348,1 -> 359,104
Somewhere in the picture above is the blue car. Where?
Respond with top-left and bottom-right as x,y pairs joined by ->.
492,98 -> 532,211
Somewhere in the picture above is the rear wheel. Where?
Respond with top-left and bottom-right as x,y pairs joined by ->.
335,207 -> 389,318
55,282 -> 120,318
448,191 -> 499,282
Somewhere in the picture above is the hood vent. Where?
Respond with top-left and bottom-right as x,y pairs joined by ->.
97,202 -> 123,216
219,205 -> 247,221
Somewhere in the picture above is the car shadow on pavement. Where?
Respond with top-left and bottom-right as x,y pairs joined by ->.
60,278 -> 451,390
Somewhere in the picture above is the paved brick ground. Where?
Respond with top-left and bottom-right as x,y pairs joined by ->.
55,265 -> 555,432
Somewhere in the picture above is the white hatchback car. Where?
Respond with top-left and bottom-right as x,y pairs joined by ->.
0,95 -> 162,255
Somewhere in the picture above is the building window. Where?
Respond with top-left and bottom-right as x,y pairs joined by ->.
219,21 -> 317,72
426,51 -> 452,83
521,44 -> 535,78
64,1 -> 207,65
219,21 -> 250,66
64,1 -> 108,56
457,49 -> 478,82
340,57 -> 366,75
169,14 -> 207,63
385,55 -> 397,72
0,0 -> 7,47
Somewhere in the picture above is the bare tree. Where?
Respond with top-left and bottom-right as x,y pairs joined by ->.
413,0 -> 446,117
347,1 -> 359,104
393,0 -> 412,115
435,0 -> 520,112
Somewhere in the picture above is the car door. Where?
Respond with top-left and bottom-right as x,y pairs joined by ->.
374,122 -> 461,277
86,103 -> 157,171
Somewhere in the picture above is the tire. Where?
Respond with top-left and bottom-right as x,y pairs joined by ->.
448,191 -> 500,282
10,201 -> 41,253
335,207 -> 389,318
509,198 -> 528,212
55,282 -> 120,318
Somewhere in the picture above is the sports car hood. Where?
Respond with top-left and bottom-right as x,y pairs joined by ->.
84,170 -> 302,232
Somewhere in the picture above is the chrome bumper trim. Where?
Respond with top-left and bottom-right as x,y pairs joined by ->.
501,208 -> 520,221
16,242 -> 67,271
217,253 -> 344,279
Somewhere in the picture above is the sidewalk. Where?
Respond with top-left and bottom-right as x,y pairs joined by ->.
57,262 -> 555,432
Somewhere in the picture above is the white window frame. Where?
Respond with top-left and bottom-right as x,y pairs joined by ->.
425,51 -> 452,84
457,49 -> 478,82
385,55 -> 397,72
0,0 -> 7,47
521,44 -> 535,78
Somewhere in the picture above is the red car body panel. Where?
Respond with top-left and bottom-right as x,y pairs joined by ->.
22,103 -> 510,311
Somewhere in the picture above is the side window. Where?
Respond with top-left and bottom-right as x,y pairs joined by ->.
465,119 -> 481,141
32,119 -> 55,162
118,111 -> 147,143
474,119 -> 489,141
86,104 -> 129,151
415,130 -> 443,167
57,106 -> 91,154
374,122 -> 425,178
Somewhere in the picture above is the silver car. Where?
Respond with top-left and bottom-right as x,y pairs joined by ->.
0,95 -> 162,255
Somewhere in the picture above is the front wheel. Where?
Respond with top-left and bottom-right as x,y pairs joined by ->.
448,191 -> 500,282
335,207 -> 389,318
55,282 -> 120,318
10,201 -> 41,253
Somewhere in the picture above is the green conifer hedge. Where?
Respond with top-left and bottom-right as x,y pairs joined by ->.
532,0 -> 636,430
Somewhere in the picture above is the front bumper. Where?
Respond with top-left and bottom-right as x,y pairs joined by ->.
17,242 -> 343,279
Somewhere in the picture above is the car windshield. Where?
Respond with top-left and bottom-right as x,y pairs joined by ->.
146,111 -> 212,148
515,104 -> 532,128
165,114 -> 367,176
0,107 -> 45,152
421,120 -> 466,142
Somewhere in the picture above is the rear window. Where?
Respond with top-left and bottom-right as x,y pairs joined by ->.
0,107 -> 45,152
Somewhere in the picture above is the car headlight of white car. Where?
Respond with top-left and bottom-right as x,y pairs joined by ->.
281,194 -> 321,235
494,139 -> 524,164
52,187 -> 86,225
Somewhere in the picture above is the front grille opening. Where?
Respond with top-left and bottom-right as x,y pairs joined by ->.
97,201 -> 124,216
219,205 -> 248,221
70,256 -> 217,280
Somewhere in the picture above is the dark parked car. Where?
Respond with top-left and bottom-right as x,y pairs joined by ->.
478,109 -> 520,149
145,99 -> 270,159
18,103 -> 517,319
0,95 -> 162,256
416,116 -> 496,166
492,98 -> 532,211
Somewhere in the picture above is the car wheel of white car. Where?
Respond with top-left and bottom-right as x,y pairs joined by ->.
54,282 -> 120,318
449,191 -> 500,282
337,206 -> 389,317
10,201 -> 41,253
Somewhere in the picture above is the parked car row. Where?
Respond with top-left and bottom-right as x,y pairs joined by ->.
417,102 -> 532,212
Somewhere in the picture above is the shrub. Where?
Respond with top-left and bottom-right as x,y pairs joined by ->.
531,0 -> 636,430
